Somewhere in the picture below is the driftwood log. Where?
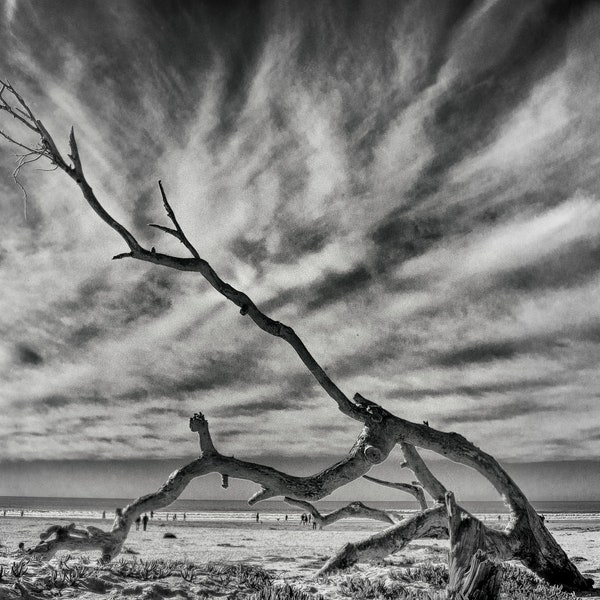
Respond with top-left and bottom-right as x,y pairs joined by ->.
0,81 -> 594,592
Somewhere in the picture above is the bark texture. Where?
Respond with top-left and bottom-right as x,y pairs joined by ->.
446,492 -> 501,599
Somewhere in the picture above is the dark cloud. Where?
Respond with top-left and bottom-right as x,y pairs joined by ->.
122,271 -> 174,324
35,393 -> 111,410
258,263 -> 374,315
146,347 -> 267,398
289,1 -> 477,170
212,372 -> 317,418
497,240 -> 600,292
143,407 -> 191,419
432,338 -> 567,368
434,341 -> 521,366
37,395 -> 71,409
384,378 -> 557,401
370,215 -> 443,274
304,264 -> 372,312
16,343 -> 43,366
230,236 -> 269,272
332,333 -> 408,378
407,1 -> 595,203
440,399 -> 562,426
79,416 -> 111,426
212,398 -> 290,417
67,325 -> 101,349
272,220 -> 332,264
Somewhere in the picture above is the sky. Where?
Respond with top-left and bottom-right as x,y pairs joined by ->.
0,0 -> 599,502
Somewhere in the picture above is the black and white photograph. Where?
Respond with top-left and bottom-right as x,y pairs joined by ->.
0,1 -> 599,597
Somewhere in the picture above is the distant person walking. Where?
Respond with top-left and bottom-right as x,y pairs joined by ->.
20,510 -> 24,517
255,512 -> 259,522
135,516 -> 141,530
142,514 -> 149,531
150,511 -> 154,519
102,510 -> 106,520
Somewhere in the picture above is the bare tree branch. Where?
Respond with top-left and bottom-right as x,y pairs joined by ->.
362,474 -> 428,510
399,442 -> 447,503
28,412 -> 395,559
283,497 -> 395,529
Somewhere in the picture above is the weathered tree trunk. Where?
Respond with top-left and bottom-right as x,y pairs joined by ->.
446,492 -> 500,600
449,550 -> 501,600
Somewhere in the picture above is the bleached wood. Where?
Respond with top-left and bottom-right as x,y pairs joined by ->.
283,497 -> 395,528
317,505 -> 447,574
362,474 -> 428,510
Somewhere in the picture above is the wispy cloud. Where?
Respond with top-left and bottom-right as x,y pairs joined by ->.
0,0 -> 599,490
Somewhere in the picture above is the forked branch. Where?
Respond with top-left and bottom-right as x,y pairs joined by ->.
28,412 -> 394,559
362,475 -> 428,510
283,497 -> 396,528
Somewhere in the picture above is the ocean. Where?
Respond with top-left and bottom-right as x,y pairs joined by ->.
0,497 -> 599,524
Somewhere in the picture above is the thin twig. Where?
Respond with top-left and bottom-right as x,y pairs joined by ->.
156,180 -> 200,259
13,152 -> 43,220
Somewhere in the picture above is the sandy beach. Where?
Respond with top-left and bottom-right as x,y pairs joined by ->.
1,515 -> 599,598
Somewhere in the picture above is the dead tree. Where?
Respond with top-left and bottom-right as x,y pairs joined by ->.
0,81 -> 594,592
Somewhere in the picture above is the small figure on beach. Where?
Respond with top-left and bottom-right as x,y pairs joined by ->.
308,514 -> 312,523
2,509 -> 5,516
20,510 -> 24,517
255,512 -> 259,522
166,513 -> 169,521
183,512 -> 186,521
173,513 -> 177,521
312,520 -> 317,530
150,510 -> 154,519
142,514 -> 149,531
135,516 -> 141,530
285,514 -> 288,521
102,510 -> 106,519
